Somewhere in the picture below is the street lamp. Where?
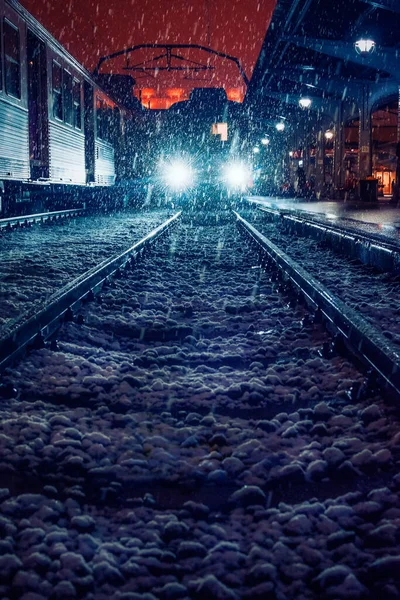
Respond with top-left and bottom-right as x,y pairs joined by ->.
324,130 -> 334,140
299,97 -> 312,109
354,39 -> 376,55
253,146 -> 261,154
276,122 -> 285,132
261,137 -> 270,146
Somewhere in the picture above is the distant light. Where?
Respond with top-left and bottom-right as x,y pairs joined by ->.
163,160 -> 194,189
325,130 -> 334,140
299,97 -> 312,109
276,122 -> 285,132
288,151 -> 294,157
223,162 -> 250,189
354,39 -> 376,55
261,137 -> 270,145
253,146 -> 261,153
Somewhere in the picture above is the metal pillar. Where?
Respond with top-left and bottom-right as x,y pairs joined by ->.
358,85 -> 372,179
314,127 -> 325,199
394,86 -> 400,202
333,102 -> 345,191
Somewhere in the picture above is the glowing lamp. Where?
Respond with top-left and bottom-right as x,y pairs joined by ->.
354,39 -> 376,55
253,146 -> 261,153
261,137 -> 270,145
299,97 -> 312,109
163,160 -> 194,189
324,130 -> 334,140
223,162 -> 250,188
276,122 -> 285,132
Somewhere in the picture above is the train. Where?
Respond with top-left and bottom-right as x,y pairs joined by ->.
0,0 -> 253,217
0,0 -> 143,216
148,87 -> 254,208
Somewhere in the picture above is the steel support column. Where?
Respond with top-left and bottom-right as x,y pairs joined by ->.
315,128 -> 325,198
394,86 -> 400,201
359,85 -> 372,179
333,102 -> 345,192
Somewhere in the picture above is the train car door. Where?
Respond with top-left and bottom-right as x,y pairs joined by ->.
27,30 -> 49,179
84,81 -> 95,183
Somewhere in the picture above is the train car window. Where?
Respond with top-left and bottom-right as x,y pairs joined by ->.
63,69 -> 73,125
105,107 -> 113,142
73,79 -> 81,129
52,61 -> 63,120
96,96 -> 103,139
3,19 -> 21,98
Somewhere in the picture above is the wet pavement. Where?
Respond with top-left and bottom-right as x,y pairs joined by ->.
246,195 -> 400,240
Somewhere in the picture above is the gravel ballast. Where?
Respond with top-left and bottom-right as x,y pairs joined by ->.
1,216 -> 399,599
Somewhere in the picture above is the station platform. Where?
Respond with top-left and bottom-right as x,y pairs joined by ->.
246,195 -> 400,240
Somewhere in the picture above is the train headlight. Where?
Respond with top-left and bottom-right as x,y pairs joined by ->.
223,162 -> 251,189
163,160 -> 194,190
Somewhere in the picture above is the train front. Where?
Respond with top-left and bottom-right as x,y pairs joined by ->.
154,89 -> 253,209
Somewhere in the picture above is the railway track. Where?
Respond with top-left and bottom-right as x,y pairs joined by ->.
235,212 -> 400,400
0,212 -> 181,372
0,207 -> 86,230
0,210 -> 399,599
0,208 -> 172,336
251,208 -> 400,347
257,205 -> 400,273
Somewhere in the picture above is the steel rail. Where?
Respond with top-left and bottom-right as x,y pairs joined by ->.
234,211 -> 400,399
0,208 -> 86,230
257,206 -> 400,273
0,212 -> 182,372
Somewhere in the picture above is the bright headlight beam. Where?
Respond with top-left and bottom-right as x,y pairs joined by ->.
163,160 -> 194,189
224,162 -> 250,189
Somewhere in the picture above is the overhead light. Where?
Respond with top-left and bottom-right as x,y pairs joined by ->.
261,137 -> 270,145
299,97 -> 312,109
324,130 -> 334,140
253,146 -> 261,153
276,122 -> 285,132
354,39 -> 376,55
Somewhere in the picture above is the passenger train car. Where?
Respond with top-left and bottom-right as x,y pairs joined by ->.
0,0 -> 133,215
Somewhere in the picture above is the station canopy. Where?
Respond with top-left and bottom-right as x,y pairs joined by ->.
245,0 -> 400,120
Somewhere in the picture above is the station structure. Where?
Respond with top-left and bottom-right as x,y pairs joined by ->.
245,0 -> 400,201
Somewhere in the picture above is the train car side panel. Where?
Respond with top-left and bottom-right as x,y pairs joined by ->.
94,91 -> 116,186
48,120 -> 85,183
0,1 -> 30,179
95,140 -> 115,186
46,47 -> 86,184
0,101 -> 29,179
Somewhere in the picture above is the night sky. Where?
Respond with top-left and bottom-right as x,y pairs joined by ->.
21,0 -> 276,107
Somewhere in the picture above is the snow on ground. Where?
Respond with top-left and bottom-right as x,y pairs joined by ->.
247,209 -> 400,347
0,209 -> 171,336
1,216 -> 399,599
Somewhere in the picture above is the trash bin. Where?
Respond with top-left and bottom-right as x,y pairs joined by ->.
359,179 -> 378,202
